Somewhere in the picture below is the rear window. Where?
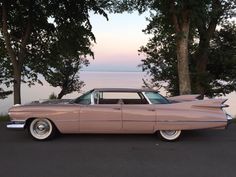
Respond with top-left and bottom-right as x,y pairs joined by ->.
144,92 -> 169,104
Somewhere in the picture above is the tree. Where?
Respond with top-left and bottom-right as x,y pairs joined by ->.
165,0 -> 192,94
113,0 -> 236,96
139,23 -> 179,95
140,20 -> 236,97
135,0 -> 236,96
191,0 -> 235,97
206,22 -> 236,96
1,1 -> 36,104
44,58 -> 87,99
0,0 -> 108,104
112,0 -> 196,94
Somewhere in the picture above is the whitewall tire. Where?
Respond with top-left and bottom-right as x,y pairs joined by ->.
159,130 -> 181,141
29,118 -> 55,140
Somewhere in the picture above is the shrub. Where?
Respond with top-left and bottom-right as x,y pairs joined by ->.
49,92 -> 57,100
0,115 -> 9,122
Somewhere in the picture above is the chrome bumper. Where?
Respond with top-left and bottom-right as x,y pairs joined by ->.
226,114 -> 233,126
7,121 -> 26,129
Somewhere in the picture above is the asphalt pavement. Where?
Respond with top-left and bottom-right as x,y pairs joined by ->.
0,122 -> 235,177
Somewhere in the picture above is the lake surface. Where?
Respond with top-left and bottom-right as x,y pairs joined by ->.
0,71 -> 235,116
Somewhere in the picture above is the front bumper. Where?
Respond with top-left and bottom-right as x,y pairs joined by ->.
6,121 -> 26,129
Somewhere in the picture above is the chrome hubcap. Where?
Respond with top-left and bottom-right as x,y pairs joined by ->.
163,130 -> 176,136
33,121 -> 50,135
30,119 -> 53,140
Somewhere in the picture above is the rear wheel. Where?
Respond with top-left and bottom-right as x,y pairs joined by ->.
29,118 -> 56,140
159,130 -> 181,141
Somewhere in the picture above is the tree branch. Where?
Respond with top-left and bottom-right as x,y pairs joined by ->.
19,0 -> 32,66
206,0 -> 223,40
169,0 -> 180,33
19,20 -> 32,64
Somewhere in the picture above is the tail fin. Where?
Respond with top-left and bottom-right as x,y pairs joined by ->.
192,99 -> 228,108
168,94 -> 201,103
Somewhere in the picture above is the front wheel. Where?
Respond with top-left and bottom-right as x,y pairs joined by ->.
29,118 -> 56,140
159,130 -> 181,141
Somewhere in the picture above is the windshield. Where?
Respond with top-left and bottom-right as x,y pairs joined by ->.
73,90 -> 93,105
144,92 -> 169,104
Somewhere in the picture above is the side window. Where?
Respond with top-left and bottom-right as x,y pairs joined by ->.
144,92 -> 169,104
98,92 -> 148,104
74,91 -> 92,105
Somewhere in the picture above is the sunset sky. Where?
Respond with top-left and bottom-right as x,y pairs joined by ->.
85,12 -> 149,71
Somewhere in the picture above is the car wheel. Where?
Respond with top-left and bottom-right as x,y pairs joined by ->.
159,130 -> 181,141
29,118 -> 55,140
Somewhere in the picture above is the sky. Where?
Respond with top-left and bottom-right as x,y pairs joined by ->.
84,12 -> 149,71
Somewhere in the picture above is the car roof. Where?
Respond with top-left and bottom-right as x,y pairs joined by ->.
93,88 -> 156,92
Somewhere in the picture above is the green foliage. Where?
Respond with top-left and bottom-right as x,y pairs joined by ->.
205,22 -> 236,96
233,118 -> 236,124
0,115 -> 10,122
139,22 -> 179,95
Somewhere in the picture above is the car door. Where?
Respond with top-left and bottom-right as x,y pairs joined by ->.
75,90 -> 122,133
109,91 -> 156,133
79,104 -> 122,133
122,104 -> 156,133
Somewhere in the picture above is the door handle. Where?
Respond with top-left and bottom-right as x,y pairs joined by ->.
113,107 -> 121,110
148,109 -> 155,111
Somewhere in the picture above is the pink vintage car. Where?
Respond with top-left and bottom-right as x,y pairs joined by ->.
7,88 -> 232,141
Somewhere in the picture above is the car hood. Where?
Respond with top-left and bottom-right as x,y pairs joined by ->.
8,99 -> 73,112
30,99 -> 72,104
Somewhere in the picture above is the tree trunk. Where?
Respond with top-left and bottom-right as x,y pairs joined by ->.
194,0 -> 222,98
57,90 -> 65,99
195,44 -> 209,99
170,2 -> 191,95
176,34 -> 191,95
13,66 -> 22,104
1,2 -> 32,104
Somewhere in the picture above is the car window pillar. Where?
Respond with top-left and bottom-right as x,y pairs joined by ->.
142,92 -> 152,104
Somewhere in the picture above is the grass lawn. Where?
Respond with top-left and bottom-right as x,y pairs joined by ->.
233,117 -> 236,123
0,115 -> 10,122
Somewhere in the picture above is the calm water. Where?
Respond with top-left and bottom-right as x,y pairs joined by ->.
0,71 -> 235,116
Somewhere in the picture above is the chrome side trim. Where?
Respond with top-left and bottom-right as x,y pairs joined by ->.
157,120 -> 227,123
7,121 -> 26,129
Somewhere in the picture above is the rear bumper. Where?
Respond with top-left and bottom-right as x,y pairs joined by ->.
226,114 -> 233,128
6,121 -> 26,129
